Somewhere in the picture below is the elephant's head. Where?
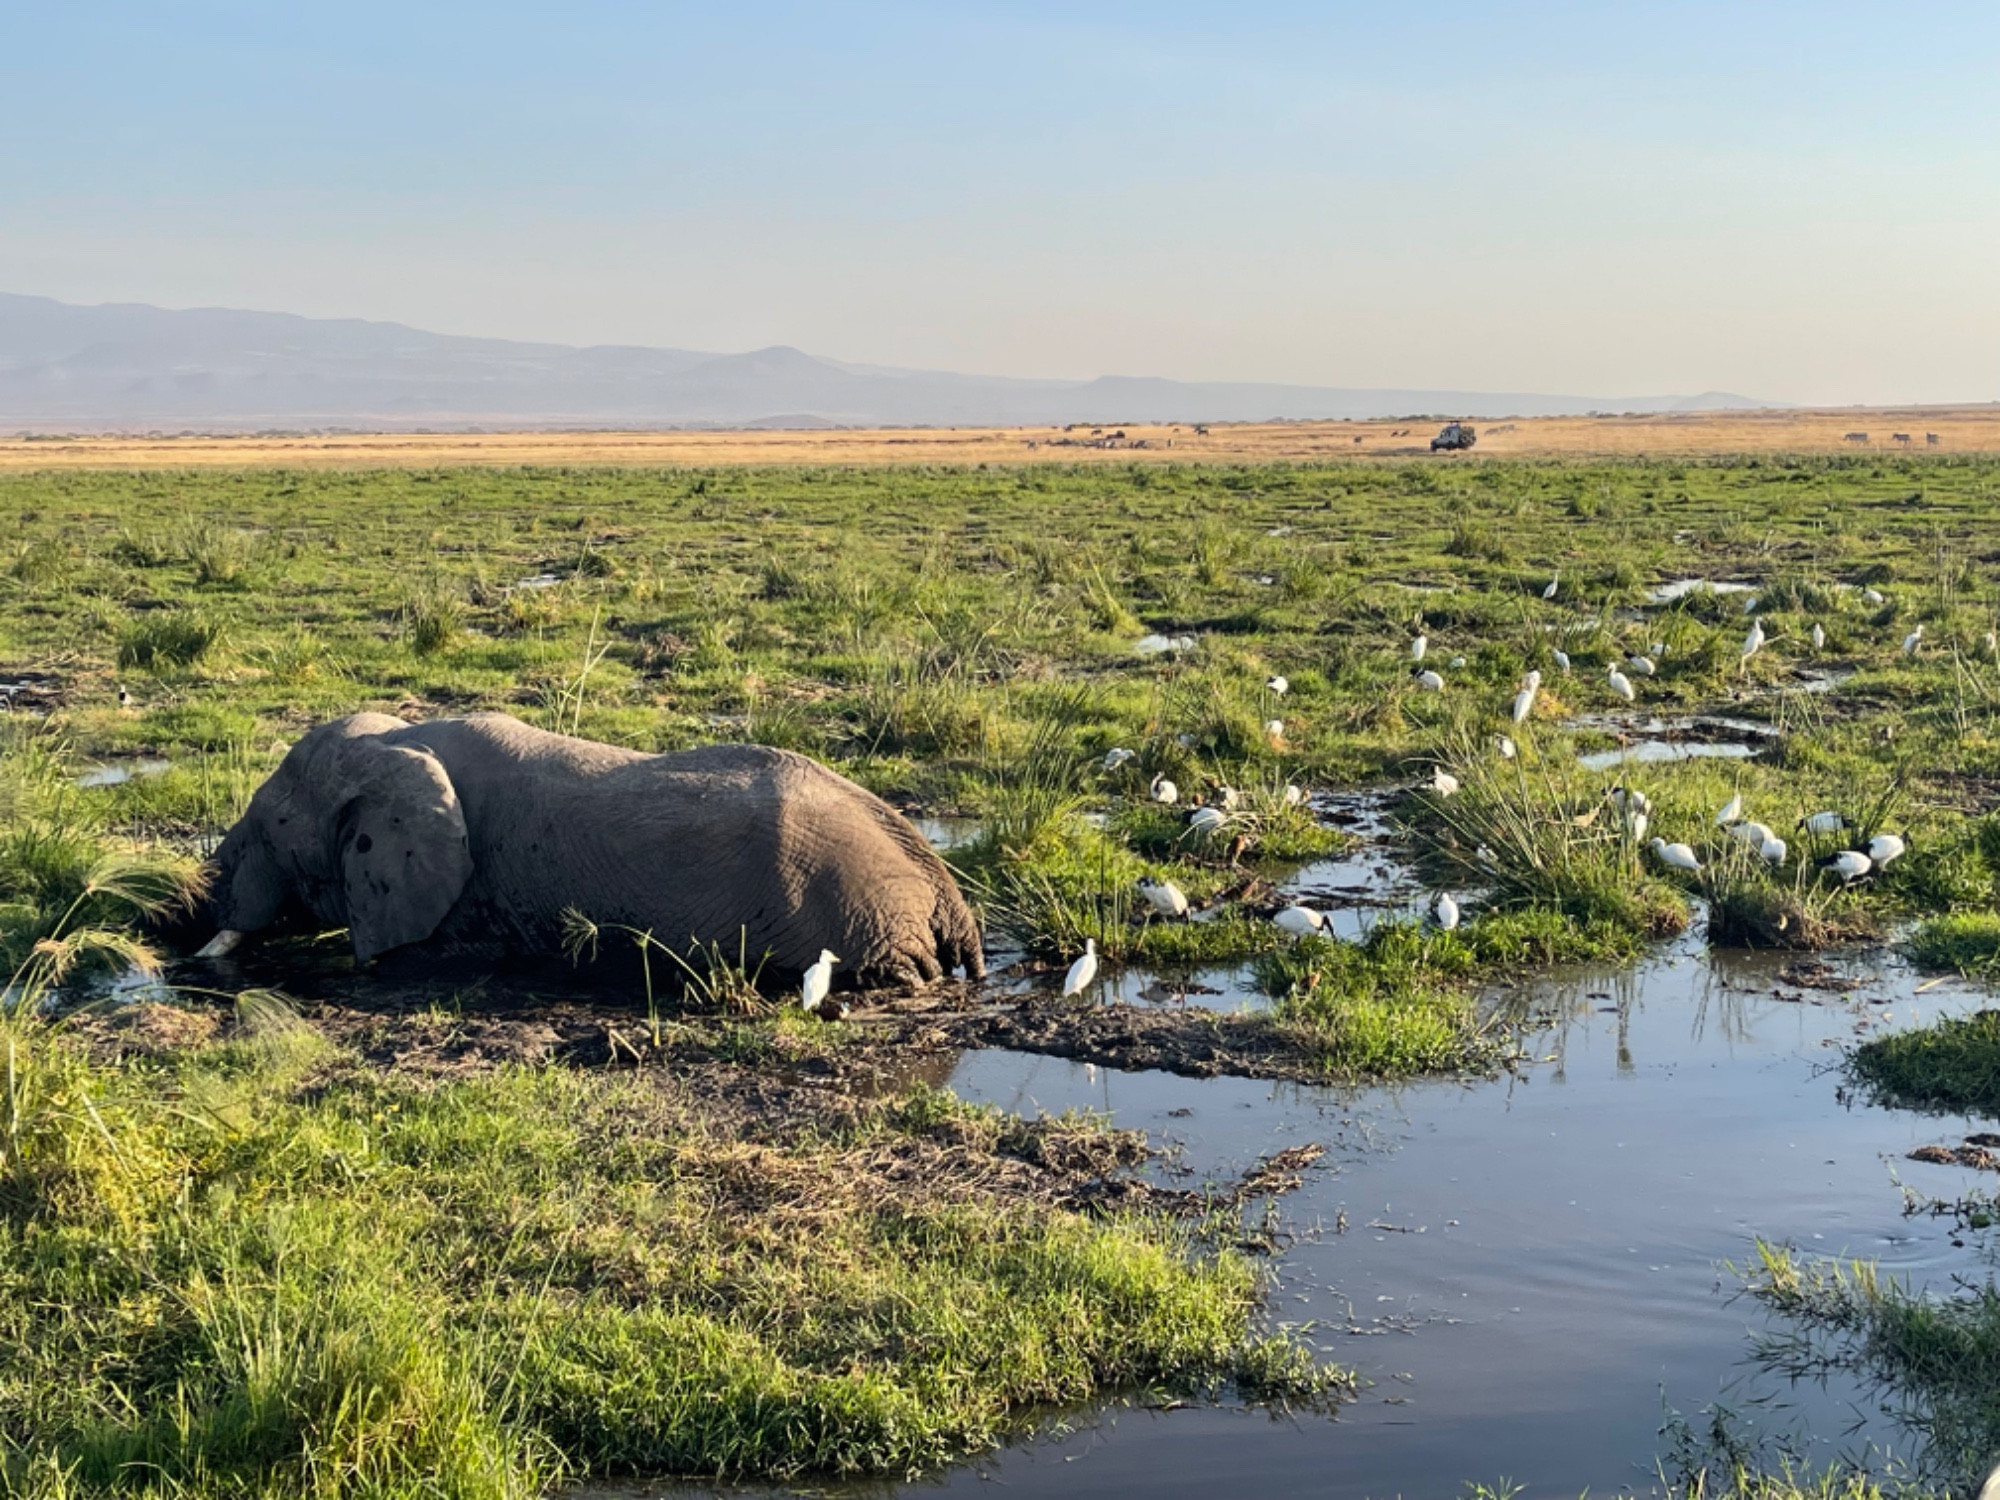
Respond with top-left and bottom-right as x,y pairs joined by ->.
198,714 -> 473,963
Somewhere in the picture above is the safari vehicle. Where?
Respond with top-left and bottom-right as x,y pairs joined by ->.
1430,422 -> 1477,451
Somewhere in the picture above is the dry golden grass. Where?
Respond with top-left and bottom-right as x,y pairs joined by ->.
3,404 -> 1998,469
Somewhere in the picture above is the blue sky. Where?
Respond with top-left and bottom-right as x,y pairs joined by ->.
4,2 -> 1994,402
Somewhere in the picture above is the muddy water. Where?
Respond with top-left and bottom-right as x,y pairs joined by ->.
661,944 -> 1995,1499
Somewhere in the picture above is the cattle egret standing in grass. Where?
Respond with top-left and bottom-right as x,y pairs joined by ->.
1412,634 -> 1428,662
1061,940 -> 1098,997
1716,793 -> 1743,826
1413,668 -> 1445,692
1273,905 -> 1327,939
1608,666 -> 1635,702
1811,622 -> 1826,651
1744,595 -> 1760,615
1494,734 -> 1517,759
1431,768 -> 1460,797
1866,832 -> 1907,867
1522,669 -> 1543,690
1283,783 -> 1306,807
1543,573 -> 1559,600
1266,674 -> 1289,696
1650,838 -> 1701,872
1759,832 -> 1788,864
1798,811 -> 1850,837
1626,655 -> 1657,677
1103,747 -> 1135,771
1820,850 -> 1873,884
801,950 -> 839,1013
1902,625 -> 1924,656
1553,649 -> 1571,675
1863,587 -> 1886,606
1150,774 -> 1178,805
1512,685 -> 1537,724
1742,619 -> 1766,661
1434,892 -> 1461,931
1137,876 -> 1190,920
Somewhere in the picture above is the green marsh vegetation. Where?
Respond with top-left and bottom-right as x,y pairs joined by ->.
5,456 -> 2000,1490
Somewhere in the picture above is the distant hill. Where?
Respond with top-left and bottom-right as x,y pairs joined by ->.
0,293 -> 1773,431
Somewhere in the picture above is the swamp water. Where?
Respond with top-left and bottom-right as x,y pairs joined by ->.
660,944 -> 1997,1498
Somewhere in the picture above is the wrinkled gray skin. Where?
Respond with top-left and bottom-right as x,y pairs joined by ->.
199,713 -> 985,986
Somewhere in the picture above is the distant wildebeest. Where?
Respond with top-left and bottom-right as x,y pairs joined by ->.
1927,432 -> 1941,446
1892,433 -> 1912,446
1844,432 -> 1869,443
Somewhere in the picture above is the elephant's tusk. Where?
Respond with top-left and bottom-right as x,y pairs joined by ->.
195,928 -> 245,959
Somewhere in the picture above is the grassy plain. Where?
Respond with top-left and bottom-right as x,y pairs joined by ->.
4,452 -> 2000,1495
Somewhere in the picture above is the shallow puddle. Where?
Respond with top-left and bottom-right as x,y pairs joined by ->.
1578,739 -> 1761,772
1647,578 -> 1757,604
75,756 -> 173,787
659,947 -> 1998,1498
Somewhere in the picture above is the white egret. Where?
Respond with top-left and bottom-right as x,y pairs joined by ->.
1716,793 -> 1743,827
1649,838 -> 1701,872
1553,649 -> 1572,675
1866,832 -> 1907,867
1411,635 -> 1429,662
1626,655 -> 1657,677
1412,668 -> 1446,692
1137,876 -> 1191,920
1431,768 -> 1460,797
1102,746 -> 1136,771
1521,669 -> 1543,690
1512,685 -> 1537,724
1742,619 -> 1766,661
1494,734 -> 1517,759
1797,811 -> 1850,837
1149,774 -> 1178,805
1743,595 -> 1760,615
1902,625 -> 1924,656
1272,905 -> 1327,939
1282,783 -> 1306,807
1819,850 -> 1873,884
1266,674 -> 1289,696
1449,655 -> 1468,670
1863,587 -> 1886,605
1759,833 -> 1788,865
1434,893 -> 1461,931
1608,666 -> 1636,702
1542,573 -> 1559,600
1061,939 -> 1099,997
1811,622 -> 1826,651
801,949 -> 840,1013
1263,718 -> 1285,742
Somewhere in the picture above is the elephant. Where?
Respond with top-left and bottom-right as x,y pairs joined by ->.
193,712 -> 986,988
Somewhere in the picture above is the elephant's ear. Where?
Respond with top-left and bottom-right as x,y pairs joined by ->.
334,743 -> 472,962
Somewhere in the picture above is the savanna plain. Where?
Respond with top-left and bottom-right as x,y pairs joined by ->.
5,454 -> 2000,1499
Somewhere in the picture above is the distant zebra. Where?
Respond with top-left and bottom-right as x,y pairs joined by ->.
1844,432 -> 1870,443
1927,432 -> 1941,447
1892,432 -> 1912,446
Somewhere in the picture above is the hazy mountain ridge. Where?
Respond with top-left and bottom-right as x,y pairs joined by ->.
0,293 -> 1771,429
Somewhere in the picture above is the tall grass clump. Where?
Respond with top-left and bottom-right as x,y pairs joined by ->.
1848,1009 -> 2000,1118
400,582 -> 463,656
1907,912 -> 2000,976
115,611 -> 224,672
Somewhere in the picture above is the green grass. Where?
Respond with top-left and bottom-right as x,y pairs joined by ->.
1908,913 -> 2000,976
1849,1010 -> 2000,1118
0,1009 -> 1338,1496
1743,1241 -> 2000,1495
